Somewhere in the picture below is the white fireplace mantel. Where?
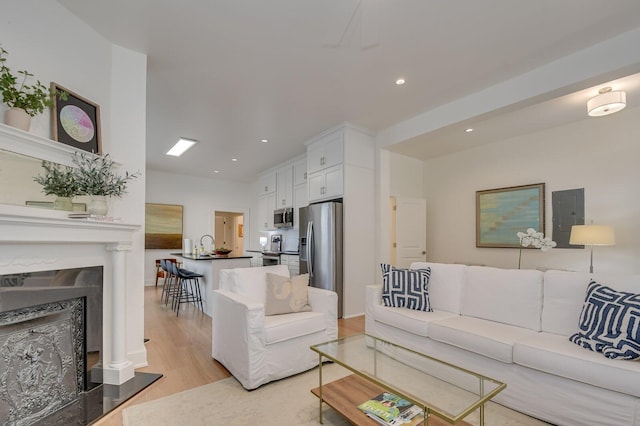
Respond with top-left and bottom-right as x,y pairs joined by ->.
0,203 -> 139,243
0,203 -> 141,385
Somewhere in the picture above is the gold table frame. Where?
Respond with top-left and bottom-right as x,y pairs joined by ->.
311,333 -> 506,425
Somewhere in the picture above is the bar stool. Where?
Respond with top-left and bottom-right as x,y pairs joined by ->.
160,259 -> 178,305
154,259 -> 164,287
170,262 -> 204,316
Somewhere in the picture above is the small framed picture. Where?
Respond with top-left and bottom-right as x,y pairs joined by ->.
50,82 -> 102,154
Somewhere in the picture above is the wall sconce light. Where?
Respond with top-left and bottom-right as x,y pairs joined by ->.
587,87 -> 626,117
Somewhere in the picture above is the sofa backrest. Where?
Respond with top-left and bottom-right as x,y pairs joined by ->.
219,265 -> 290,304
542,270 -> 640,336
461,266 -> 544,331
410,262 -> 466,314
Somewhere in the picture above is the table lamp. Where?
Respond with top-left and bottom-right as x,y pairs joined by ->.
569,224 -> 615,273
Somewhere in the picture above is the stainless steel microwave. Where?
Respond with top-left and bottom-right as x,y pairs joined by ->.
274,208 -> 293,228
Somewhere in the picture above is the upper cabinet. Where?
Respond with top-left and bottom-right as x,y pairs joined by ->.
276,165 -> 293,208
307,129 -> 343,175
306,124 -> 374,204
257,171 -> 276,196
293,158 -> 307,186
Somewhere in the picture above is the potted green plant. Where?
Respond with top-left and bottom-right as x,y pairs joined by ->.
0,46 -> 66,130
33,161 -> 80,211
72,151 -> 140,215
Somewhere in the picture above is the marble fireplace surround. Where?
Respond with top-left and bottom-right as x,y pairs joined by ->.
0,204 -> 140,386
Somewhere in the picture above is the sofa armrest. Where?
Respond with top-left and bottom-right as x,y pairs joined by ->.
308,286 -> 338,339
365,284 -> 382,334
211,289 -> 267,389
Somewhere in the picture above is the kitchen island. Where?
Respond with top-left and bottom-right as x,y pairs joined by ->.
171,253 -> 251,316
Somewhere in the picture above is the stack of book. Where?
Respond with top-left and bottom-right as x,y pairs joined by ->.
357,392 -> 424,426
68,213 -> 119,222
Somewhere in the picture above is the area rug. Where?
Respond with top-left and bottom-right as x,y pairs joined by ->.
122,364 -> 548,426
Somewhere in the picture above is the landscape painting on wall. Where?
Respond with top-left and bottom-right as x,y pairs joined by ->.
476,183 -> 545,248
145,203 -> 183,249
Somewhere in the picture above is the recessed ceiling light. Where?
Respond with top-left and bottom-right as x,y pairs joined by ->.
261,139 -> 268,143
231,158 -> 238,162
395,78 -> 406,85
465,128 -> 474,133
166,138 -> 198,156
213,170 -> 220,174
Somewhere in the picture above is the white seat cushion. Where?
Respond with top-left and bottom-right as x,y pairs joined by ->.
514,332 -> 640,398
373,304 -> 458,337
264,311 -> 325,345
429,316 -> 538,363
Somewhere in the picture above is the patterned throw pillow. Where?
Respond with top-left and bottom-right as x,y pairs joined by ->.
380,264 -> 432,312
264,273 -> 312,316
569,280 -> 640,360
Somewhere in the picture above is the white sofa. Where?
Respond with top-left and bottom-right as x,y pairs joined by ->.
212,265 -> 338,389
366,262 -> 640,426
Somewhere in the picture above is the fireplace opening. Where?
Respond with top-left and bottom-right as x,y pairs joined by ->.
0,266 -> 161,425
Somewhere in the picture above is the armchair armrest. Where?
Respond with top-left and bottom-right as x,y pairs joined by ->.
212,289 -> 267,389
308,286 -> 338,339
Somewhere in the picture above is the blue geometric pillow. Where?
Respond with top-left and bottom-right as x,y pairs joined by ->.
569,280 -> 640,360
380,264 -> 432,312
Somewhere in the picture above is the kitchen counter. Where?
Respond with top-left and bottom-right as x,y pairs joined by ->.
171,252 -> 252,260
171,253 -> 251,316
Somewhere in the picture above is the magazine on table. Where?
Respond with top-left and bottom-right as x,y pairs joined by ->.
357,392 -> 424,425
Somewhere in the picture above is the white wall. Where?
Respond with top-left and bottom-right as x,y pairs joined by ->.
1,1 -> 148,366
144,169 -> 253,285
421,105 -> 640,274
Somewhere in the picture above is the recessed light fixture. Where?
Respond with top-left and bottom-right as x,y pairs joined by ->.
166,137 -> 198,157
395,78 -> 406,85
587,87 -> 627,117
213,170 -> 220,174
231,158 -> 238,162
465,128 -> 474,133
261,139 -> 268,143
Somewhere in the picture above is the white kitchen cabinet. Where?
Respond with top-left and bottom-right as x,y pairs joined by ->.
307,129 -> 343,174
293,182 -> 307,230
257,193 -> 276,230
276,165 -> 293,208
293,158 -> 307,186
307,164 -> 343,203
257,172 -> 276,196
280,254 -> 300,276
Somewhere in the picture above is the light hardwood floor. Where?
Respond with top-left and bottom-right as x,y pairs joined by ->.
95,285 -> 365,426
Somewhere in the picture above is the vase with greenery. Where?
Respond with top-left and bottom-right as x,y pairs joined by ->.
0,45 -> 67,130
33,161 -> 80,211
72,152 -> 140,215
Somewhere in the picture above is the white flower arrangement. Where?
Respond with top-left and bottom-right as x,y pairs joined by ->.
516,228 -> 557,269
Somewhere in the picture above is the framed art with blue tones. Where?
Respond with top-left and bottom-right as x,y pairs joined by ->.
476,183 -> 545,248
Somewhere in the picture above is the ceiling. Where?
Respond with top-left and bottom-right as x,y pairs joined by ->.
58,0 -> 640,182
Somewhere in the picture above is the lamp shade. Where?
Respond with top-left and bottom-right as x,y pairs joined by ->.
569,225 -> 615,246
587,89 -> 626,117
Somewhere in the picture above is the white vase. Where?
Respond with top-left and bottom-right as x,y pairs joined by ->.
87,196 -> 108,216
4,107 -> 31,131
54,197 -> 73,211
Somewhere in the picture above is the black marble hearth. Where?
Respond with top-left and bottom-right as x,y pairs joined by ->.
34,372 -> 162,425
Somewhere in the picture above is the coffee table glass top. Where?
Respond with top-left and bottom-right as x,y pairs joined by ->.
311,333 -> 506,424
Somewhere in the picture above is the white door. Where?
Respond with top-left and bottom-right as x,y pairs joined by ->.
394,197 -> 427,268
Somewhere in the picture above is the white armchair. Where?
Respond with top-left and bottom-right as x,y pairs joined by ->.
212,265 -> 338,390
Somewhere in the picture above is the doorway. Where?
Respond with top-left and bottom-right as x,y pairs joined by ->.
214,211 -> 244,255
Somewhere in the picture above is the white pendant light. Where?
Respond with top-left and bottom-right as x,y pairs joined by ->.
587,87 -> 626,117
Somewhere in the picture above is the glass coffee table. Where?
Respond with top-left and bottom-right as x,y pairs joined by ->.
310,334 -> 506,425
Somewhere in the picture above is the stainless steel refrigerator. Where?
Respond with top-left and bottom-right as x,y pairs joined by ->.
299,201 -> 343,318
